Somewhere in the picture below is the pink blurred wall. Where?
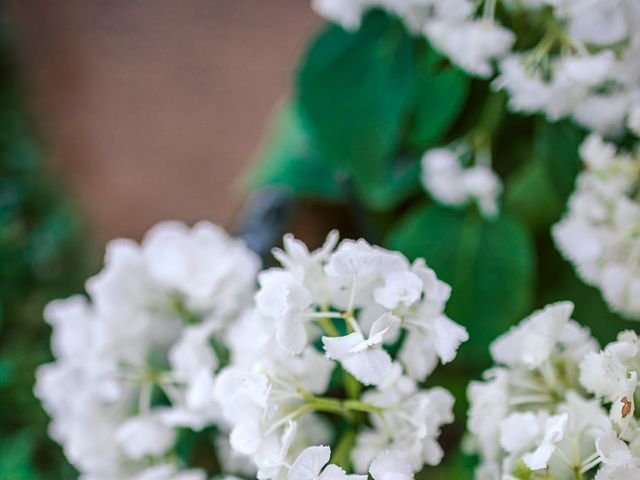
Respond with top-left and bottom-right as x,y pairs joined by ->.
9,0 -> 319,241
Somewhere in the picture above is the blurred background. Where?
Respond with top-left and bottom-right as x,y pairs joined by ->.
0,2 -> 324,478
9,0 -> 319,241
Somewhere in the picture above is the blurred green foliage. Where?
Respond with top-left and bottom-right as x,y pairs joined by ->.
0,25 -> 93,480
249,8 -> 633,476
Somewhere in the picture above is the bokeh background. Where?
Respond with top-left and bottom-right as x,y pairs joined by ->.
10,0 -> 318,241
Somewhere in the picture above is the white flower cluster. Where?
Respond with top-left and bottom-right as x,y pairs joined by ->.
283,445 -> 412,480
494,0 -> 640,136
35,221 -> 260,479
553,135 -> 640,319
312,0 -> 640,136
36,224 -> 468,479
214,231 -> 468,478
421,146 -> 503,218
467,300 -> 640,479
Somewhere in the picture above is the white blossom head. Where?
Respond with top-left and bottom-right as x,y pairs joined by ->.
215,231 -> 467,477
35,221 -> 260,478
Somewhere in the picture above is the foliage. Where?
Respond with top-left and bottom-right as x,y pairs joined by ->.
0,29 -> 93,479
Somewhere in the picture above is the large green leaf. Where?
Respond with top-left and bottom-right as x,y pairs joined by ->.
407,51 -> 469,150
504,157 -> 563,230
246,100 -> 343,200
534,119 -> 585,202
297,10 -> 416,210
387,205 -> 535,364
0,432 -> 34,480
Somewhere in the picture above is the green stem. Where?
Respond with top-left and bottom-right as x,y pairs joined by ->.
331,429 -> 357,470
343,399 -> 385,415
169,294 -> 201,324
298,388 -> 384,417
343,370 -> 362,400
470,91 -> 507,151
318,317 -> 341,337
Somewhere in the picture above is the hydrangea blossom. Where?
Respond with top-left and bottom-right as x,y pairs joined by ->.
35,221 -> 260,479
285,445 -> 412,480
311,0 -> 640,136
214,231 -> 467,477
553,135 -> 640,319
467,300 -> 640,479
421,146 -> 502,218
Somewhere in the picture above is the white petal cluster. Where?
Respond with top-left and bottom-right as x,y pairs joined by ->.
493,0 -> 640,136
468,301 -> 640,479
421,147 -> 502,218
553,135 -> 640,319
214,231 -> 467,477
34,221 -> 260,479
285,445 -> 411,480
311,0 -> 640,137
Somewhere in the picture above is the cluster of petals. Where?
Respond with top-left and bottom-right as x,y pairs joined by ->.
421,146 -> 502,218
35,221 -> 260,479
493,0 -> 640,136
467,300 -> 640,479
312,0 -> 640,137
214,231 -> 468,477
553,135 -> 640,319
284,445 -> 412,480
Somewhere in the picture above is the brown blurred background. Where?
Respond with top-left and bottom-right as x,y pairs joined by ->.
8,0 -> 319,242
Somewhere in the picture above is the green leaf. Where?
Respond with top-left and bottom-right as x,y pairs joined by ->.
297,10 -> 416,210
246,100 -> 343,200
0,432 -> 34,480
387,205 -> 535,364
534,118 -> 585,202
504,157 -> 563,230
408,51 -> 469,150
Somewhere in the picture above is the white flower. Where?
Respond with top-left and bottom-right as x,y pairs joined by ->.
218,232 -> 463,476
579,330 -> 638,401
256,421 -> 298,480
466,303 -> 615,479
462,164 -> 503,217
424,19 -> 515,78
133,464 -> 207,480
467,369 -> 510,462
421,147 -> 502,218
399,310 -> 468,381
256,269 -> 314,354
421,148 -> 470,206
521,413 -> 568,470
357,381 -> 454,472
311,0 -> 369,31
489,301 -> 586,369
288,445 -> 365,480
368,450 -> 413,480
553,136 -> 640,319
142,221 -> 259,310
115,413 -> 176,460
322,315 -> 396,386
373,270 -> 423,310
36,221 -> 258,478
494,55 -> 552,112
595,432 -> 640,479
